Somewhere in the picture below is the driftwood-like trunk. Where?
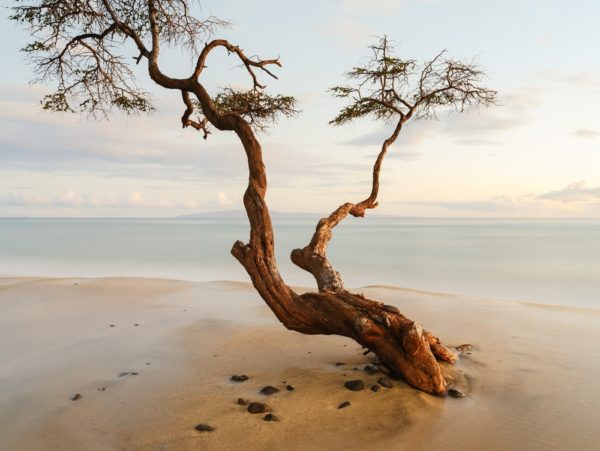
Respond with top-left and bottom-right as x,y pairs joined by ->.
146,42 -> 458,397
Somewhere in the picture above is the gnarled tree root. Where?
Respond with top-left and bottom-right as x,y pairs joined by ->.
294,290 -> 456,395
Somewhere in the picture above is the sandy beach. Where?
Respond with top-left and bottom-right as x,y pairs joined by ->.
0,276 -> 598,451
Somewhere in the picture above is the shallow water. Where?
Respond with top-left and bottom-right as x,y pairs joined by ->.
1,217 -> 599,308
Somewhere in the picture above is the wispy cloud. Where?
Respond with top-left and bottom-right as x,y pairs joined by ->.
538,181 -> 600,203
572,129 -> 600,139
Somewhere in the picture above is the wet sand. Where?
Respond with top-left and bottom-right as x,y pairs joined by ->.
0,277 -> 598,450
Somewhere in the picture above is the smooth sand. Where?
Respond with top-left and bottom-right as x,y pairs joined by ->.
0,277 -> 599,451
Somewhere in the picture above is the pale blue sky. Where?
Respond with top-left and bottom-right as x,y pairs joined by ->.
1,0 -> 600,217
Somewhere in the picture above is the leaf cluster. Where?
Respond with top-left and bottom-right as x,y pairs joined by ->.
211,88 -> 299,132
330,36 -> 497,126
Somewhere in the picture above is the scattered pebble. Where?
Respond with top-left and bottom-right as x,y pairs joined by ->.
109,324 -> 115,328
286,385 -> 294,391
338,401 -> 351,409
98,387 -> 106,391
382,304 -> 400,314
247,402 -> 269,414
377,377 -> 393,388
230,374 -> 249,382
448,389 -> 466,398
146,362 -> 151,365
260,386 -> 280,395
364,364 -> 379,374
194,423 -> 215,432
370,384 -> 380,392
263,413 -> 278,421
71,393 -> 82,401
455,344 -> 472,352
131,372 -> 139,376
237,398 -> 247,406
344,380 -> 364,391
118,372 -> 130,378
334,362 -> 346,366
134,323 -> 139,327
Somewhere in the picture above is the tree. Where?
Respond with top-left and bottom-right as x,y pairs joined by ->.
11,1 -> 497,396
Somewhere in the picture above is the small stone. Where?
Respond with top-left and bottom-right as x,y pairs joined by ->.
237,398 -> 247,406
334,362 -> 346,366
364,364 -> 379,374
286,385 -> 294,391
230,374 -> 249,382
146,362 -> 151,365
382,304 -> 400,314
377,377 -> 393,388
118,372 -> 130,377
259,386 -> 280,395
263,413 -> 278,421
344,380 -> 364,391
71,393 -> 82,401
448,389 -> 466,398
109,324 -> 115,328
98,387 -> 106,391
131,372 -> 139,376
455,344 -> 472,352
337,401 -> 351,409
370,384 -> 380,392
134,323 -> 139,326
194,423 -> 215,432
247,402 -> 269,414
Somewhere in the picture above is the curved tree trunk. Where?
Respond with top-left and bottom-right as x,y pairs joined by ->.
146,43 -> 456,396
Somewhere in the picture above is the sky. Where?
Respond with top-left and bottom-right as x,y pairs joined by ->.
1,0 -> 600,218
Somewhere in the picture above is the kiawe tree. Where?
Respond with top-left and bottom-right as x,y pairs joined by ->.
12,1 -> 497,395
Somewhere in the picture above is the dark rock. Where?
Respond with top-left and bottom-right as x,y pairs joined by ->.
448,389 -> 466,398
131,372 -> 139,376
230,374 -> 249,382
134,323 -> 139,327
337,401 -> 351,409
98,387 -> 106,391
344,380 -> 364,391
71,393 -> 82,401
382,304 -> 400,314
195,423 -> 215,432
334,362 -> 346,366
370,384 -> 380,392
146,362 -> 151,365
118,372 -> 130,377
247,402 -> 269,414
377,377 -> 393,388
455,344 -> 472,352
263,413 -> 278,421
260,386 -> 280,395
109,324 -> 115,328
364,364 -> 379,374
237,398 -> 247,406
286,385 -> 294,391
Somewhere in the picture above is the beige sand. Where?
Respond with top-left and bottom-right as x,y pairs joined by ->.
0,277 -> 598,450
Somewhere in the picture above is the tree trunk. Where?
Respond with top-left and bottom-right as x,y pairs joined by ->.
158,64 -> 457,397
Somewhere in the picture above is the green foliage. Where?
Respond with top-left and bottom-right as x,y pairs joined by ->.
330,36 -> 497,127
212,88 -> 299,132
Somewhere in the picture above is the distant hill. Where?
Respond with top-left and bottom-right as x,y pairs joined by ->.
176,210 -> 401,220
176,210 -> 322,220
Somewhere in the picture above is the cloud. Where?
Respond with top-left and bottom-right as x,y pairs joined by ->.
572,129 -> 600,139
538,181 -> 600,203
0,190 -> 202,210
397,181 -> 600,217
341,0 -> 401,12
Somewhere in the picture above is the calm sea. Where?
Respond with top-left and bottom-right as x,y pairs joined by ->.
1,218 -> 599,308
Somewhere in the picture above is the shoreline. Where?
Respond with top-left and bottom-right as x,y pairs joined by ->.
1,276 -> 598,450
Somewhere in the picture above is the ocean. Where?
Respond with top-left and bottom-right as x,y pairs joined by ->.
1,217 -> 599,308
